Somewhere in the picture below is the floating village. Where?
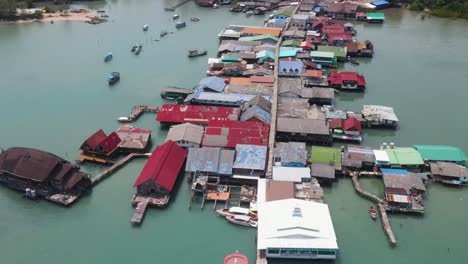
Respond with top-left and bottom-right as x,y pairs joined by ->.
0,1 -> 467,263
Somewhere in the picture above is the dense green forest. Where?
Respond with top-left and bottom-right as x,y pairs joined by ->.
405,0 -> 468,18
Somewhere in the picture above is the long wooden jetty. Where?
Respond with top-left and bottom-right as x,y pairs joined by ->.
378,203 -> 397,244
131,198 -> 149,225
350,172 -> 397,244
117,105 -> 159,123
90,153 -> 151,185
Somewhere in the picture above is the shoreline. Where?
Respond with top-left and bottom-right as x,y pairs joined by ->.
0,12 -> 99,25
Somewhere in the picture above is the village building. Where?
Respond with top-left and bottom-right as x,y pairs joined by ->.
278,78 -> 302,98
80,129 -> 121,157
330,117 -> 362,143
269,6 -> 294,19
265,180 -> 296,201
238,34 -> 279,45
326,32 -> 353,46
250,75 -> 275,86
283,29 -> 307,40
366,12 -> 385,23
197,76 -> 227,93
256,50 -> 276,63
384,147 -> 425,171
233,144 -> 268,176
276,117 -> 331,145
317,45 -> 347,62
185,147 -> 235,176
243,67 -> 274,76
241,27 -> 282,37
225,83 -> 273,96
257,199 -> 338,260
273,142 -> 308,167
132,141 -> 187,206
156,104 -> 240,125
328,71 -> 366,91
302,87 -> 334,105
326,2 -> 358,19
290,14 -> 310,30
361,105 -> 399,128
186,90 -> 271,107
202,120 -> 269,148
413,145 -> 467,165
272,166 -> 311,182
165,123 -> 205,148
381,168 -> 426,211
115,125 -> 152,152
342,145 -> 376,169
240,95 -> 272,123
310,51 -> 337,68
370,0 -> 391,9
278,60 -> 304,76
0,147 -> 91,200
282,39 -> 302,47
429,162 -> 468,186
223,62 -> 248,76
310,163 -> 336,182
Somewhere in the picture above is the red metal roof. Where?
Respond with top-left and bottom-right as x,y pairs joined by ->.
328,71 -> 366,86
133,140 -> 187,191
327,32 -> 353,43
343,117 -> 362,132
202,120 -> 269,148
224,252 -> 249,264
156,104 -> 240,125
85,129 -> 107,150
322,28 -> 345,35
99,132 -> 121,154
301,41 -> 313,49
305,70 -> 323,78
328,119 -> 342,129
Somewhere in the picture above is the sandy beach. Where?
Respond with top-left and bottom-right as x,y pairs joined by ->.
1,12 -> 99,25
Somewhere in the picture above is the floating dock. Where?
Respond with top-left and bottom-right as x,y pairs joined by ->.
131,197 -> 149,225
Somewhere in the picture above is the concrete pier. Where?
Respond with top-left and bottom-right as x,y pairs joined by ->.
91,153 -> 150,185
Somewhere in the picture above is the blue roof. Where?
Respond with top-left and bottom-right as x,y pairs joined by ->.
275,19 -> 286,23
198,76 -> 226,93
314,6 -> 327,12
233,144 -> 267,170
279,60 -> 304,74
185,147 -> 235,175
240,106 -> 271,123
279,49 -> 298,58
371,0 -> 389,6
380,168 -> 409,175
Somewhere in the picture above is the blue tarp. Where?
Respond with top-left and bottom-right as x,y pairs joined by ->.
371,0 -> 389,6
381,168 -> 409,175
314,6 -> 327,12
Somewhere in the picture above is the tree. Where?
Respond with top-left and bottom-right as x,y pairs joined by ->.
0,0 -> 17,17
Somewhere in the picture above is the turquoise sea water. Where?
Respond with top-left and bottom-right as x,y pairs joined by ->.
0,2 -> 467,263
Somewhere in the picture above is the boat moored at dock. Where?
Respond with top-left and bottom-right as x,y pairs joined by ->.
176,21 -> 186,29
173,14 -> 179,20
104,52 -> 112,62
225,214 -> 258,228
143,24 -> 149,31
188,49 -> 208,57
216,206 -> 255,217
160,86 -> 193,100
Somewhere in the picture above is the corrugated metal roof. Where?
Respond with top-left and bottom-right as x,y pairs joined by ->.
272,166 -> 311,182
191,92 -> 271,106
413,145 -> 467,163
233,144 -> 268,170
310,51 -> 335,58
156,104 -> 240,124
384,147 -> 424,166
185,147 -> 221,173
279,49 -> 298,58
198,76 -> 227,93
317,45 -> 347,58
366,12 -> 385,19
133,141 -> 187,191
166,123 -> 204,145
202,120 -> 270,148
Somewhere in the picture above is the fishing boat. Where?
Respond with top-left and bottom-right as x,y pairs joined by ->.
118,116 -> 130,122
143,24 -> 149,31
104,52 -> 112,62
225,215 -> 257,228
190,17 -> 200,22
173,14 -> 179,20
134,45 -> 142,55
108,72 -> 120,85
217,207 -> 255,217
188,50 -> 208,57
246,11 -> 254,17
369,206 -> 377,220
176,21 -> 186,29
350,59 -> 360,66
160,30 -> 168,37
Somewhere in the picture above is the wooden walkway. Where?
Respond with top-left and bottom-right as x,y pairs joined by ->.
131,198 -> 149,225
378,203 -> 397,244
90,153 -> 151,185
118,105 -> 159,123
351,172 -> 397,245
164,0 -> 192,11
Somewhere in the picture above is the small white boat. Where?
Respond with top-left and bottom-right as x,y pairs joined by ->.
213,3 -> 219,8
216,207 -> 254,217
118,117 -> 130,122
173,14 -> 179,20
143,24 -> 149,31
225,215 -> 257,228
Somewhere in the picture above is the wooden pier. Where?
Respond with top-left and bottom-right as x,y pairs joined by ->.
378,203 -> 397,245
350,172 -> 397,245
117,105 -> 159,123
131,197 -> 149,225
90,153 -> 151,185
164,0 -> 192,11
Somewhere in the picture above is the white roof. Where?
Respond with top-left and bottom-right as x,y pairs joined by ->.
272,166 -> 311,182
373,150 -> 390,163
229,207 -> 250,214
258,199 -> 338,250
362,105 -> 399,122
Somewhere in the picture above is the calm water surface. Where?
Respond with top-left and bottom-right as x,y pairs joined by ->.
0,2 -> 467,263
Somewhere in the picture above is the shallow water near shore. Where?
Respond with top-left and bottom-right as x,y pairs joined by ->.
0,1 -> 467,263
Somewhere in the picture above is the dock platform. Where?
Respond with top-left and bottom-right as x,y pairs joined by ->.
379,203 -> 397,245
131,198 -> 149,225
118,105 -> 159,123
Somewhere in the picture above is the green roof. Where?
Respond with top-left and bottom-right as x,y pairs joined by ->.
239,34 -> 279,42
222,56 -> 241,62
282,40 -> 302,47
279,49 -> 298,58
310,51 -> 335,59
384,148 -> 424,166
310,146 -> 342,165
366,13 -> 385,20
317,45 -> 347,58
413,145 -> 467,163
